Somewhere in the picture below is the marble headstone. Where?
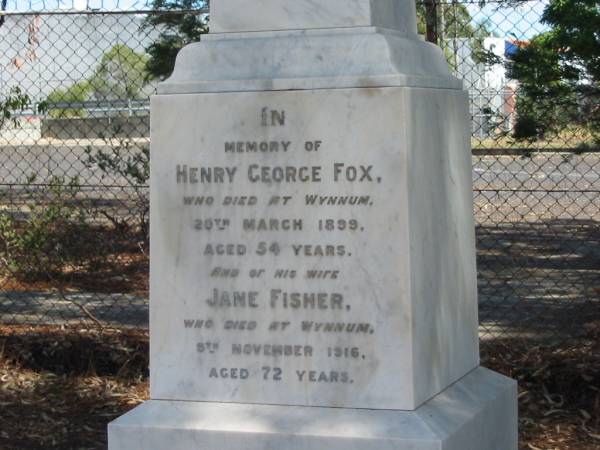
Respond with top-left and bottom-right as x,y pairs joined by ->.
109,0 -> 518,448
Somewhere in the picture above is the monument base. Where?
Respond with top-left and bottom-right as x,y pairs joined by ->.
108,367 -> 517,450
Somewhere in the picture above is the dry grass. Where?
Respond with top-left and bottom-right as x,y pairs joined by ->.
472,128 -> 598,151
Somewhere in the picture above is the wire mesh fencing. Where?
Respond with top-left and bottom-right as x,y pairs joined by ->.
0,0 -> 598,345
0,4 -> 167,334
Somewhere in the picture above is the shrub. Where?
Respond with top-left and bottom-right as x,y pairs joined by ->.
46,81 -> 92,118
0,177 -> 85,280
85,132 -> 149,239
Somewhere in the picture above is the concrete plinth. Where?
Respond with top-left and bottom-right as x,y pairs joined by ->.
109,367 -> 517,450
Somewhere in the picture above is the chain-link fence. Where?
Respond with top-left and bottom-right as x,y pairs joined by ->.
0,0 -> 598,344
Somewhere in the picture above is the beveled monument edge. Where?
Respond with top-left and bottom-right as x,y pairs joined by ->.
108,367 -> 517,450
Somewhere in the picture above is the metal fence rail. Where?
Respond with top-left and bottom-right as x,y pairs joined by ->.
0,0 -> 598,343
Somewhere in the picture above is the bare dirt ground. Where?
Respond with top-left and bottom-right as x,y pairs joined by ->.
0,325 -> 598,450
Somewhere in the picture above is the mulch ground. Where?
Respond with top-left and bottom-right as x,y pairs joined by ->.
0,325 -> 598,450
482,329 -> 600,450
0,326 -> 148,450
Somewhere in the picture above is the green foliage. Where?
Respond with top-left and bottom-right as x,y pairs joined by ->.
46,45 -> 149,118
88,44 -> 149,101
0,87 -> 31,128
0,176 -> 84,280
85,138 -> 149,187
416,2 -> 492,69
46,81 -> 92,118
508,0 -> 600,143
142,0 -> 208,81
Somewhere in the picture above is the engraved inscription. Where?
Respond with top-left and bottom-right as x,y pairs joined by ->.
169,100 -> 384,396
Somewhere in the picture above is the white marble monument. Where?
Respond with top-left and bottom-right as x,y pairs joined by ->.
108,0 -> 518,448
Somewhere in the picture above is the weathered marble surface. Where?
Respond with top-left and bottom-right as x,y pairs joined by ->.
149,86 -> 479,410
109,2 -> 518,447
109,367 -> 518,450
160,28 -> 462,94
211,0 -> 417,33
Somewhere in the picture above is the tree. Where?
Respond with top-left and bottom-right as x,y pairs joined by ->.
46,81 -> 91,118
46,45 -> 149,118
508,0 -> 599,144
416,1 -> 492,69
142,0 -> 208,81
88,44 -> 149,101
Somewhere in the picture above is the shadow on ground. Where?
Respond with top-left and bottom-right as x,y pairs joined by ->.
0,328 -> 148,450
477,218 -> 600,340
